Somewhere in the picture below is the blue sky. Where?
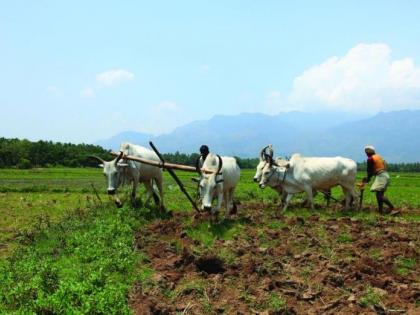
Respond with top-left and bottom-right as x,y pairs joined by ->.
1,1 -> 420,143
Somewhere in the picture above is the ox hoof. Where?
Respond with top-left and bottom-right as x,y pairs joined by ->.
229,203 -> 238,215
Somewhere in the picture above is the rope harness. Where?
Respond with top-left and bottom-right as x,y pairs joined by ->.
263,162 -> 287,185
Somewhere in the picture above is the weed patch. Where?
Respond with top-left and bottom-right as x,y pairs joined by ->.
394,256 -> 417,276
0,205 -> 142,314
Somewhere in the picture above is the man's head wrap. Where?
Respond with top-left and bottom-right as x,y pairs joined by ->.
364,145 -> 376,154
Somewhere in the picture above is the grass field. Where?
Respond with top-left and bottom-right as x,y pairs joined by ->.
0,167 -> 419,313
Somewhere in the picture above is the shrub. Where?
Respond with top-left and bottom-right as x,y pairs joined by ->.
17,158 -> 32,169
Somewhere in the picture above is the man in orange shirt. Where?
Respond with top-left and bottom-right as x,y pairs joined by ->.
362,145 -> 394,214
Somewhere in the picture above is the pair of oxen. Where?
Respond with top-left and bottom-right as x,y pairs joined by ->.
92,143 -> 358,215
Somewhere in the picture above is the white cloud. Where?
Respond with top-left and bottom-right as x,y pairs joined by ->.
96,69 -> 134,87
46,85 -> 62,96
289,43 -> 420,112
80,87 -> 95,98
151,101 -> 180,114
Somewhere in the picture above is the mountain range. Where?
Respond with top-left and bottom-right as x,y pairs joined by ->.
95,110 -> 420,163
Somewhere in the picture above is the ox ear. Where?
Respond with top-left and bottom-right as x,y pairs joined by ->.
117,162 -> 129,167
191,177 -> 200,183
98,163 -> 104,168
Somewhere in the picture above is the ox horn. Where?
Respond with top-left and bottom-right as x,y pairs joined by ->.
216,155 -> 223,174
115,151 -> 124,164
88,155 -> 105,163
260,145 -> 269,160
267,144 -> 273,158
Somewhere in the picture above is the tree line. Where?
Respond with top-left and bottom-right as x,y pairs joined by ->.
0,138 -> 112,168
0,138 -> 260,169
1,137 -> 420,171
357,161 -> 420,173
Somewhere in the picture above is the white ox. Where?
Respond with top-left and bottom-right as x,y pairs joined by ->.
254,145 -> 331,206
259,153 -> 357,211
91,143 -> 164,208
254,145 -> 289,202
253,145 -> 289,183
197,153 -> 241,217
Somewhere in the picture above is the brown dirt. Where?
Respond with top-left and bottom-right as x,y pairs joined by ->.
129,208 -> 420,315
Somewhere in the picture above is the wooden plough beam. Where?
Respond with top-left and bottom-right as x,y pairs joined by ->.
111,151 -> 197,172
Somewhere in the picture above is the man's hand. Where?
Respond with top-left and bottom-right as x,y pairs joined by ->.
357,181 -> 366,190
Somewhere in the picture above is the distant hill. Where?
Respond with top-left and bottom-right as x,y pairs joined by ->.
95,131 -> 153,151
323,110 -> 420,162
95,110 -> 420,162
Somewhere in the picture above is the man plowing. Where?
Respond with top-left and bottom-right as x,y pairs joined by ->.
362,145 -> 397,214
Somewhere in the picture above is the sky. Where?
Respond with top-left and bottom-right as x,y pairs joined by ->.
1,1 -> 420,143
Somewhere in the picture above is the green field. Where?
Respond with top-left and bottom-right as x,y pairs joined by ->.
1,168 -> 419,250
0,168 -> 419,313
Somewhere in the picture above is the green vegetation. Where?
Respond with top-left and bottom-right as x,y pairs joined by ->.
0,168 -> 419,313
358,161 -> 420,173
0,137 -> 112,168
337,233 -> 353,243
359,286 -> 383,308
0,205 -> 142,314
267,293 -> 287,312
394,256 -> 417,276
186,219 -> 246,248
0,137 -> 260,169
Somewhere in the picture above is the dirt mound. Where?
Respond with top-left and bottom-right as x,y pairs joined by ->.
130,209 -> 420,314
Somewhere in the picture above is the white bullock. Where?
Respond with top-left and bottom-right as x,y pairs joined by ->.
253,145 -> 289,202
91,143 -> 164,208
259,153 -> 357,211
197,153 -> 241,217
253,145 -> 289,183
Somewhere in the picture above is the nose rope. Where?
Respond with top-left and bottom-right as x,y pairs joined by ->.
262,166 -> 276,185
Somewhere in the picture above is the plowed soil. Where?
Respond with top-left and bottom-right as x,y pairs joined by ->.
129,204 -> 419,314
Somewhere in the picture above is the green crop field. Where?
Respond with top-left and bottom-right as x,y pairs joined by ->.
0,168 -> 419,314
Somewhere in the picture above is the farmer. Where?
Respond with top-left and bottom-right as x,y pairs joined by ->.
362,145 -> 394,214
199,145 -> 210,163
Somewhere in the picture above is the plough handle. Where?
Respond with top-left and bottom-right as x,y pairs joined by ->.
149,142 -> 200,213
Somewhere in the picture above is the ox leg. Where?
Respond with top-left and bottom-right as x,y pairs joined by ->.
130,180 -> 139,207
229,188 -> 237,215
213,193 -> 223,217
223,190 -> 229,218
303,186 -> 314,210
282,193 -> 293,212
155,177 -> 165,211
277,187 -> 286,207
343,187 -> 351,211
325,189 -> 332,207
340,184 -> 354,211
143,181 -> 154,207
